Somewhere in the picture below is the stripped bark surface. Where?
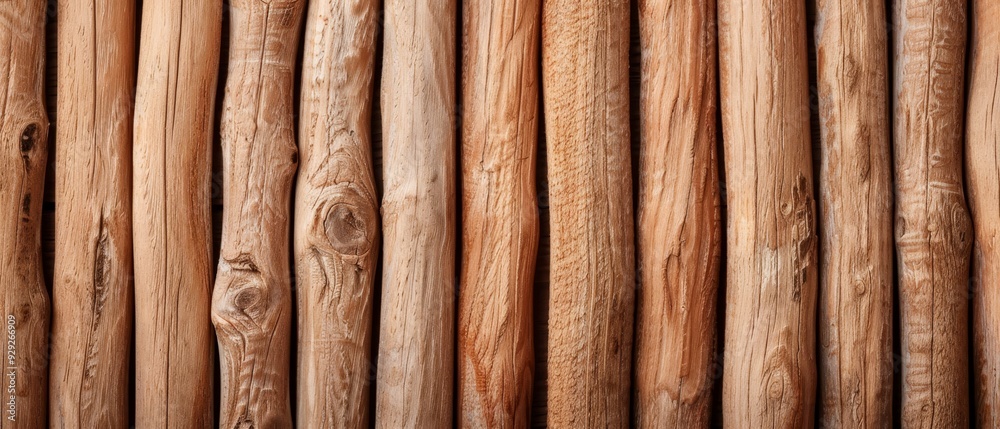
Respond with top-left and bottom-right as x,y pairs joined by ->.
375,0 -> 457,426
133,0 -> 221,425
458,0 -> 540,426
815,1 -> 894,427
634,1 -> 721,427
542,0 -> 635,426
0,1 -> 49,426
718,0 -> 818,427
211,0 -> 304,427
295,0 -> 379,426
51,0 -> 134,426
892,1 -> 971,427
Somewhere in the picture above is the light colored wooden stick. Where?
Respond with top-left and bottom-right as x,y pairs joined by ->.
211,0 -> 304,427
375,0 -> 456,427
458,0 -> 540,426
51,0 -> 134,426
133,0 -> 221,425
892,1 -> 971,427
969,2 -> 1000,426
718,1 -> 817,427
542,0 -> 635,426
634,0 -> 721,427
815,1 -> 894,427
0,1 -> 49,426
295,0 -> 379,426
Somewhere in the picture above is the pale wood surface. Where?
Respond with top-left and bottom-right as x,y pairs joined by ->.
542,0 -> 635,427
458,0 -> 540,427
815,1 -> 894,428
634,1 -> 721,427
50,0 -> 134,426
132,0 -> 221,426
374,0 -> 457,426
295,0 -> 380,426
211,0 -> 305,427
718,0 -> 818,427
0,0 -> 49,426
892,1 -> 971,427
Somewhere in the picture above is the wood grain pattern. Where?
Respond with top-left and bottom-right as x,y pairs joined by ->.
542,0 -> 635,426
211,0 -> 304,427
375,0 -> 456,426
51,0 -> 134,426
892,1 -> 971,427
968,3 -> 1000,426
815,1 -> 894,427
634,1 -> 721,427
718,0 -> 818,427
133,0 -> 221,425
458,0 -> 540,427
295,0 -> 380,426
0,1 -> 49,426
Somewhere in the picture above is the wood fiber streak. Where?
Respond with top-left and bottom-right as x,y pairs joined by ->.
458,0 -> 540,427
717,0 -> 818,427
634,1 -> 720,428
375,0 -> 457,427
51,0 -> 134,426
892,1 -> 971,427
0,0 -> 49,426
133,0 -> 221,426
815,1 -> 894,428
295,0 -> 379,426
541,0 -> 635,427
211,0 -> 304,427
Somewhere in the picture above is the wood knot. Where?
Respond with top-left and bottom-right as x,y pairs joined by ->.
320,190 -> 377,256
20,124 -> 38,153
233,287 -> 262,311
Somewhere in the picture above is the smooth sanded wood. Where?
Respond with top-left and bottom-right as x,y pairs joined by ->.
458,0 -> 540,427
815,1 -> 894,427
634,1 -> 721,427
133,0 -> 221,425
542,0 -> 635,426
375,0 -> 456,426
211,1 -> 304,427
718,1 -> 818,427
295,0 -> 379,425
892,1 -> 971,427
0,1 -> 49,426
968,3 -> 1000,426
51,0 -> 134,426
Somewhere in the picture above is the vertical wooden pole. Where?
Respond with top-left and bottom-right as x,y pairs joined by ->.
718,0 -> 818,427
634,0 -> 721,427
0,0 -> 49,426
295,0 -> 380,425
211,0 -> 305,427
892,1 -> 971,427
458,0 -> 540,426
815,0 -> 894,427
52,0 -> 134,426
375,0 -> 457,426
542,0 -> 635,426
133,0 -> 221,426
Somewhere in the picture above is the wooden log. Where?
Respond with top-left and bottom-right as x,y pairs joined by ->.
51,0 -> 134,426
294,0 -> 379,425
211,0 -> 304,427
375,0 -> 456,426
458,0 -> 540,426
634,0 -> 721,427
542,0 -> 635,426
815,1 -> 894,427
969,2 -> 1000,426
133,0 -> 221,425
717,0 -> 818,427
892,1 -> 971,427
0,0 -> 49,426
